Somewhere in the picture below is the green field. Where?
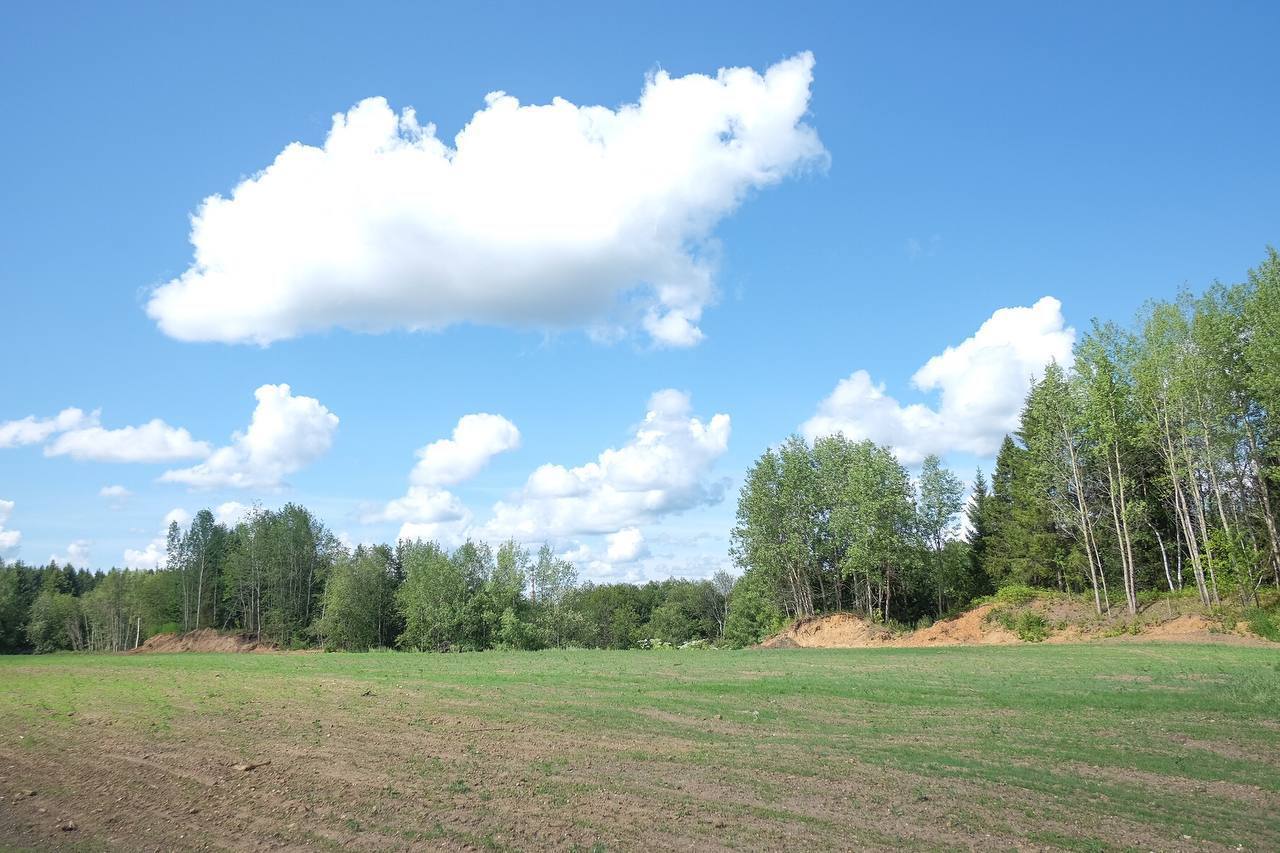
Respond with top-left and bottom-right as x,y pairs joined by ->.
2,644 -> 1278,851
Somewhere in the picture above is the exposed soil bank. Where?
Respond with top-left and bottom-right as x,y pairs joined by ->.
760,599 -> 1271,649
132,628 -> 277,653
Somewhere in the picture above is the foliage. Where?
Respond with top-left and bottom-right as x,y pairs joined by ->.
1245,609 -> 1280,642
732,434 -> 937,626
985,606 -> 1050,643
722,565 -> 785,647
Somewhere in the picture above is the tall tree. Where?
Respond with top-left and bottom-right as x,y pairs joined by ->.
917,454 -> 964,616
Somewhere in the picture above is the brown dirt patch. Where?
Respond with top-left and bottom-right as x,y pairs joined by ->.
757,612 -> 894,648
133,628 -> 278,653
760,601 -> 1276,649
891,604 -> 1018,647
759,604 -> 1019,649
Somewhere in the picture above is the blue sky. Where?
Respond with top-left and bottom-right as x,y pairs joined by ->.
2,1 -> 1277,580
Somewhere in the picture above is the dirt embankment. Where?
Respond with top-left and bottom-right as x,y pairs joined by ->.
761,604 -> 1018,649
759,612 -> 896,648
133,628 -> 277,653
893,604 -> 1019,647
759,600 -> 1268,649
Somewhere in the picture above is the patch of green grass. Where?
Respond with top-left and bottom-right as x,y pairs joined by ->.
1245,608 -> 1280,642
1,645 -> 1279,850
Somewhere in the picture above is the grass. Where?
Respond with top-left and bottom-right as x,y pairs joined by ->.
1,645 -> 1278,850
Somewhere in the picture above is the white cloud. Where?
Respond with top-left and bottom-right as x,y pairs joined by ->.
0,408 -> 97,448
50,540 -> 91,569
122,508 -> 191,569
98,485 -> 134,511
411,414 -> 521,486
802,297 -> 1075,463
46,419 -> 210,463
377,488 -> 469,526
161,384 -> 338,490
0,499 -> 21,557
396,519 -> 472,549
605,527 -> 649,563
145,53 -> 825,349
214,501 -> 253,526
367,413 -> 520,545
2,407 -> 206,465
483,389 -> 731,541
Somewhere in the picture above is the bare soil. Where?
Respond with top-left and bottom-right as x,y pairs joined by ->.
759,600 -> 1272,649
3,648 -> 1277,851
133,628 -> 278,654
758,612 -> 894,648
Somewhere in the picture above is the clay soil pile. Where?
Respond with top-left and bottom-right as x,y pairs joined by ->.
758,612 -> 895,648
893,604 -> 1019,647
760,599 -> 1268,649
133,628 -> 276,653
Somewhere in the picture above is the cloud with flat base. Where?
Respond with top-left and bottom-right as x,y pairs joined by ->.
146,54 -> 826,349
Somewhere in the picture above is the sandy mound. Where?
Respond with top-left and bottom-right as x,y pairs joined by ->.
758,601 -> 1274,649
133,628 -> 277,653
758,605 -> 1018,649
759,612 -> 895,648
892,604 -> 1018,647
1140,613 -> 1215,638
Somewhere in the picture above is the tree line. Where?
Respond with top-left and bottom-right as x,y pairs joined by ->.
727,248 -> 1280,643
0,503 -> 734,654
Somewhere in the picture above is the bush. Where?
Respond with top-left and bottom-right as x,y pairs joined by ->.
722,567 -> 784,648
1245,609 -> 1280,642
984,606 -> 1049,642
1013,612 -> 1049,643
993,585 -> 1041,606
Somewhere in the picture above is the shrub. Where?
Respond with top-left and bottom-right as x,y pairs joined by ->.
1245,609 -> 1280,642
984,606 -> 1016,632
1013,612 -> 1049,643
983,606 -> 1049,641
722,567 -> 784,647
993,585 -> 1040,606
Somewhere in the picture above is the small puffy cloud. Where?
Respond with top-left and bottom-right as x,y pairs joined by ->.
165,507 -> 192,529
122,540 -> 164,569
145,53 -> 825,349
368,413 -> 520,545
99,485 -> 133,509
122,507 -> 191,569
397,519 -> 472,549
161,384 -> 338,490
50,540 -> 91,569
0,408 -> 97,448
802,297 -> 1075,463
214,501 -> 253,526
0,499 -> 21,557
374,486 -> 469,527
484,389 -> 730,541
411,414 -> 520,487
605,527 -> 649,563
46,420 -> 210,463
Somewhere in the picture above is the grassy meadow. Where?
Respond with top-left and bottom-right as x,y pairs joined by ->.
2,644 -> 1278,850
